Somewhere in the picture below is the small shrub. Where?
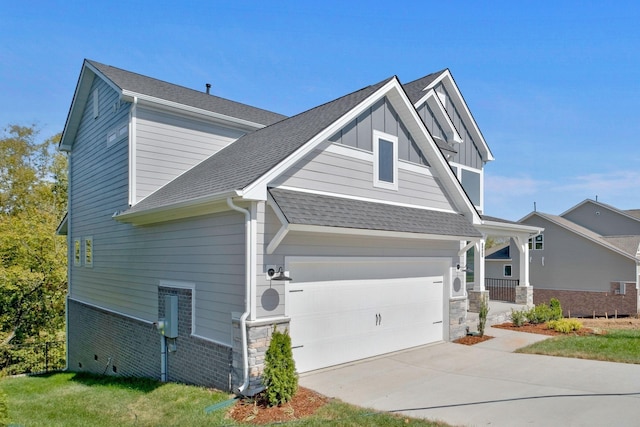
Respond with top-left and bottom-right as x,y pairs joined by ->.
549,298 -> 563,321
262,327 -> 298,407
547,318 -> 583,333
478,296 -> 489,337
526,303 -> 553,324
510,309 -> 527,327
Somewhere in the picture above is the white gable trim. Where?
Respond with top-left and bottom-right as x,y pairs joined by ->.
424,89 -> 463,143
59,64 -> 97,151
244,78 -> 480,224
242,78 -> 399,200
413,70 -> 494,162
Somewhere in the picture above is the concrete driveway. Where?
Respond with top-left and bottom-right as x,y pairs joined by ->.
300,326 -> 640,426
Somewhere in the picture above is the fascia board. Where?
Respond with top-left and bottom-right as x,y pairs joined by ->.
85,61 -> 122,94
477,220 -> 544,236
59,65 -> 97,151
114,191 -> 238,225
388,82 -> 482,224
288,223 -> 473,242
242,78 -> 400,200
429,70 -> 494,162
120,90 -> 266,131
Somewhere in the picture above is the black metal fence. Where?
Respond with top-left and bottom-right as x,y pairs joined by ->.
0,340 -> 65,376
485,278 -> 519,303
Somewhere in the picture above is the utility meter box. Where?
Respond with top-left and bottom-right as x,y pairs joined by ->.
162,295 -> 179,338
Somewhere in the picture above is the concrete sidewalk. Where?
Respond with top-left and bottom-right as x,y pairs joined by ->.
300,326 -> 640,426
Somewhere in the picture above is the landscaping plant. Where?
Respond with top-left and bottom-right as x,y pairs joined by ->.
478,296 -> 489,337
547,319 -> 582,333
510,308 -> 527,327
262,327 -> 298,407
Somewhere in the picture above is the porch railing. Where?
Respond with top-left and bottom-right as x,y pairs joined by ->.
485,278 -> 519,303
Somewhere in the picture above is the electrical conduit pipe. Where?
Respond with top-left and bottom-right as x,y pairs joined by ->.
227,197 -> 253,394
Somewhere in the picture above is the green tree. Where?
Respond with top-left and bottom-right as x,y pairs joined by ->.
0,125 -> 67,344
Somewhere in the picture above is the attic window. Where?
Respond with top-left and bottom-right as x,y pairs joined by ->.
373,130 -> 398,190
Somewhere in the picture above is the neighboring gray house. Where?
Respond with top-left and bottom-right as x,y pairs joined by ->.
505,199 -> 640,316
59,60 -> 510,394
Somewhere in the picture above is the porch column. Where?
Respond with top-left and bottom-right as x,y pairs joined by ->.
473,239 -> 485,291
514,234 -> 534,306
468,238 -> 488,312
514,235 -> 530,287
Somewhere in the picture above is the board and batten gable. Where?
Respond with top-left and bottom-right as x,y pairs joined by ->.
68,76 -> 245,346
414,83 -> 485,210
522,215 -> 636,292
270,96 -> 456,213
134,107 -> 246,203
561,201 -> 640,237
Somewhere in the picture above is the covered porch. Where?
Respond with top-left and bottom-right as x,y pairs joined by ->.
464,216 -> 544,311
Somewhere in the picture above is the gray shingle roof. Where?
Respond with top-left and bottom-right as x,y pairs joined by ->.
482,215 -> 519,225
625,209 -> 640,220
602,236 -> 640,257
269,188 -> 481,238
87,60 -> 286,126
124,77 -> 394,215
402,70 -> 447,104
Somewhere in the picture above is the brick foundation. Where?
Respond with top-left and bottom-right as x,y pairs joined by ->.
534,288 -> 639,317
158,287 -> 232,390
67,298 -> 160,379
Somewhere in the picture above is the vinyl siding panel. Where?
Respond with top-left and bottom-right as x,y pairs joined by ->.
562,202 -> 640,236
434,83 -> 483,169
69,78 -> 245,345
271,146 -> 455,211
135,107 -> 245,202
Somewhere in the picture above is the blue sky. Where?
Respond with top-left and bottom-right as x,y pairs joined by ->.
2,1 -> 639,220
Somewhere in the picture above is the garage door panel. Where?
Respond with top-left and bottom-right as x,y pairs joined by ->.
288,261 -> 445,373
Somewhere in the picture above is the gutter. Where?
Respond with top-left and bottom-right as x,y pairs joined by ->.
226,197 -> 254,395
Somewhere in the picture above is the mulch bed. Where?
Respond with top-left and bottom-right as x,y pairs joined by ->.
227,386 -> 329,425
492,322 -> 596,336
453,334 -> 494,345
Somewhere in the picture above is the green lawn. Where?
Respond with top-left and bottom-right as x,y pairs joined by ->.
516,329 -> 640,364
0,372 -> 448,426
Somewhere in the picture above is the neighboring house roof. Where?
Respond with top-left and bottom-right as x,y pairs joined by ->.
485,242 -> 510,260
523,211 -> 640,261
60,59 -> 286,150
481,215 -> 519,225
119,77 -> 394,217
626,209 -> 640,220
602,236 -> 640,258
269,188 -> 481,238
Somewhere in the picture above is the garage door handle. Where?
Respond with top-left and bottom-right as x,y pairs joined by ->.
289,289 -> 303,293
433,320 -> 443,324
292,345 -> 304,349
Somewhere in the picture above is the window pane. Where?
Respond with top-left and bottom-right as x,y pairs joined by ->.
461,169 -> 481,206
504,265 -> 512,277
378,139 -> 394,183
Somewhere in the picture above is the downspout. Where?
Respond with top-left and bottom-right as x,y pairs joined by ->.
65,151 -> 72,371
227,197 -> 252,394
128,97 -> 138,206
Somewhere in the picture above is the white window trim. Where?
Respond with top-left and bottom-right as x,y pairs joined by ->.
534,234 -> 544,250
503,264 -> 513,277
372,130 -> 398,190
74,239 -> 81,267
450,161 -> 484,211
84,236 -> 93,268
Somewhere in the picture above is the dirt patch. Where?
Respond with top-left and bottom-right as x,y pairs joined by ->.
580,317 -> 640,331
227,386 -> 329,425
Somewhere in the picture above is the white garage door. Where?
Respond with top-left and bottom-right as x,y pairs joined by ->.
287,258 -> 445,373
